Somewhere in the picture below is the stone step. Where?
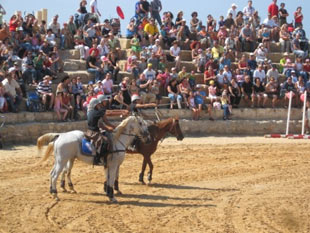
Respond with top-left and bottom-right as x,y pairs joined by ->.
2,108 -> 303,126
119,38 -> 288,53
63,59 -> 86,71
1,119 -> 302,144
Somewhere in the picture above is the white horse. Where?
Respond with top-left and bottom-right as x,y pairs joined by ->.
37,116 -> 150,202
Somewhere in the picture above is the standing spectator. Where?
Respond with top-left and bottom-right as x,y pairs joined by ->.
37,75 -> 54,111
2,67 -> 22,113
294,7 -> 303,28
227,3 -> 238,19
62,91 -> 74,120
243,0 -> 255,24
221,90 -> 231,120
90,0 -> 101,17
268,0 -> 278,19
70,77 -> 84,110
278,3 -> 289,27
150,0 -> 162,26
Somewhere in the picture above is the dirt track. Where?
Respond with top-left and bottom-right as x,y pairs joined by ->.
0,137 -> 310,233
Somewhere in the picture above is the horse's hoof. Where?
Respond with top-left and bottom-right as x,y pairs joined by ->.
116,190 -> 123,195
51,193 -> 60,201
109,197 -> 118,203
69,189 -> 77,194
147,181 -> 152,186
61,188 -> 67,193
139,180 -> 146,185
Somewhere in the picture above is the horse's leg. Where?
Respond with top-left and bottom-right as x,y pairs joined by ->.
146,155 -> 154,184
106,154 -> 123,203
66,158 -> 76,194
50,160 -> 66,201
60,168 -> 67,193
139,157 -> 147,184
114,165 -> 122,195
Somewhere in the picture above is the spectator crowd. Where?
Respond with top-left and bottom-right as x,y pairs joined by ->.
0,0 -> 309,124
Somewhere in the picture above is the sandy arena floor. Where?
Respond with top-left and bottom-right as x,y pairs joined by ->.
0,137 -> 310,233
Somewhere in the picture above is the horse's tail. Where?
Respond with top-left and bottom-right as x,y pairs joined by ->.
36,133 -> 60,165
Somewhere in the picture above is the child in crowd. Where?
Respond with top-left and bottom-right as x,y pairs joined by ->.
235,68 -> 245,87
221,90 -> 232,120
188,91 -> 200,120
208,80 -> 218,104
54,91 -> 68,122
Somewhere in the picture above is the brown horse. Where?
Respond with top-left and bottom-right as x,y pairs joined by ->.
127,117 -> 184,184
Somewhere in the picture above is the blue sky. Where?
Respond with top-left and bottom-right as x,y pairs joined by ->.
1,0 -> 310,35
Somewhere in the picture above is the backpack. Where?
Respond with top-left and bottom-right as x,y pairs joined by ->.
26,92 -> 44,112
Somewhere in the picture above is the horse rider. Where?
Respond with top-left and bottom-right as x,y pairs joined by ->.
128,94 -> 157,151
85,95 -> 128,166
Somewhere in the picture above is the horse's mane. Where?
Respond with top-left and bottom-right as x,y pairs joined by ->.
155,118 -> 173,129
113,116 -> 133,142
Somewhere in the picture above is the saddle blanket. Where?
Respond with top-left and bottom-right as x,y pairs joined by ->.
81,138 -> 96,156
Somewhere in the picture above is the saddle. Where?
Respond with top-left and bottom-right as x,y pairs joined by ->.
81,138 -> 96,156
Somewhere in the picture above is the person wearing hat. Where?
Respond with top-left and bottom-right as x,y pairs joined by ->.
143,63 -> 156,81
36,75 -> 54,111
227,3 -> 238,19
1,67 -> 22,113
129,93 -> 156,114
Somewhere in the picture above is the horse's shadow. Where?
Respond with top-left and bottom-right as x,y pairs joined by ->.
64,196 -> 216,208
123,182 -> 240,192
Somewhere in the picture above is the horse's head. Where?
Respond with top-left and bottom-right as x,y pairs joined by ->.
169,117 -> 184,141
130,116 -> 151,143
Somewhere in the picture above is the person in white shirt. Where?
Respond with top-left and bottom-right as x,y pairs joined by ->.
48,15 -> 61,36
253,64 -> 266,84
102,72 -> 113,95
90,0 -> 101,17
169,41 -> 181,71
143,63 -> 156,81
227,3 -> 238,19
243,0 -> 255,23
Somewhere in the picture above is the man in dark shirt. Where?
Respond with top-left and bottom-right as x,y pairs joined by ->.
242,75 -> 254,107
278,2 -> 289,26
224,13 -> 235,29
281,77 -> 298,107
86,50 -> 103,82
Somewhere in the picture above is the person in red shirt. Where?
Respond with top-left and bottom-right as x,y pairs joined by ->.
204,66 -> 216,85
294,6 -> 303,28
88,42 -> 100,58
268,0 -> 278,18
9,14 -> 21,34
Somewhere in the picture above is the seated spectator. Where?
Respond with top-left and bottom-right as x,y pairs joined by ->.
241,75 -> 254,107
188,91 -> 200,120
108,32 -> 121,59
266,64 -> 279,83
303,59 -> 310,80
130,33 -> 142,55
254,43 -> 268,64
147,52 -> 159,70
296,75 -> 306,106
144,18 -> 159,44
204,65 -> 216,85
179,78 -> 191,108
150,79 -> 161,105
0,82 -> 7,113
2,67 -> 22,113
291,33 -> 306,58
56,75 -> 70,94
223,65 -> 233,83
253,64 -> 266,85
178,66 -> 189,81
70,76 -> 84,110
168,41 -> 181,71
36,75 -> 54,111
234,11 -> 244,29
238,54 -> 249,74
279,24 -> 291,53
239,23 -> 255,52
167,78 -> 182,109
143,63 -> 156,81
54,91 -> 68,121
126,19 -> 136,39
228,78 -> 241,108
211,40 -> 224,60
295,57 -> 307,82
137,73 -> 155,104
265,77 -> 279,108
208,80 -> 218,105
107,52 -> 120,82
128,79 -> 139,96
219,52 -> 231,70
217,26 -> 228,46
74,29 -> 90,60
293,26 -> 308,51
252,78 -> 268,108
281,76 -> 298,107
86,50 -> 103,82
